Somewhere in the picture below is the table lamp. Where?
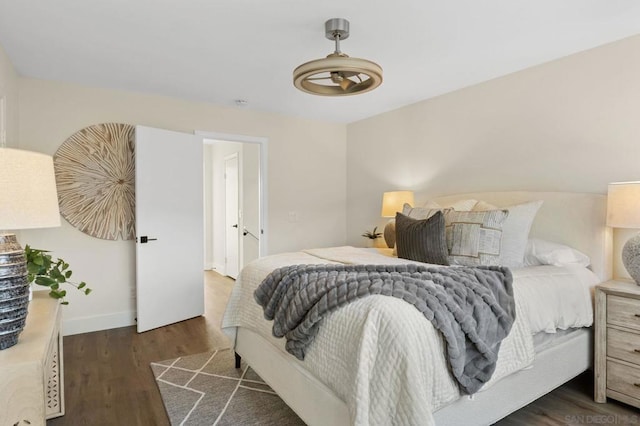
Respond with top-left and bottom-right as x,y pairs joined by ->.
0,148 -> 60,349
607,181 -> 640,284
381,190 -> 414,248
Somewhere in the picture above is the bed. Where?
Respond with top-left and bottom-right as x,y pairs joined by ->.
222,191 -> 612,425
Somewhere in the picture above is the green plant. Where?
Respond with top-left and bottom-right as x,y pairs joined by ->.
25,245 -> 91,305
361,226 -> 382,240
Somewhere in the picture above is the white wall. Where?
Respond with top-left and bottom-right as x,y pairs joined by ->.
17,78 -> 347,335
242,143 -> 261,266
346,33 -> 640,275
207,140 -> 261,274
203,143 -> 214,269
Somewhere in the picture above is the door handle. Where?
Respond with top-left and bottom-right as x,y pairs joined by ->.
232,224 -> 238,228
139,236 -> 158,244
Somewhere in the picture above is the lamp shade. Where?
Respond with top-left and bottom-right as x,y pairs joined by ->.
0,148 -> 61,230
381,191 -> 415,217
607,181 -> 640,229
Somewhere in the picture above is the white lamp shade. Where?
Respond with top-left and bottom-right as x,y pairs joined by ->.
381,191 -> 415,217
607,181 -> 640,229
0,148 -> 61,230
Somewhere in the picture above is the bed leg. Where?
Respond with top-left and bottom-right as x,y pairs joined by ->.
234,352 -> 241,369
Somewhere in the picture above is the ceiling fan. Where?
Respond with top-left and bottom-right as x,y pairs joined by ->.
293,18 -> 383,96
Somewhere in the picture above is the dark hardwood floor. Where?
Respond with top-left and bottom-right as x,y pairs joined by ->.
496,373 -> 638,425
47,271 -> 234,426
48,272 -> 638,425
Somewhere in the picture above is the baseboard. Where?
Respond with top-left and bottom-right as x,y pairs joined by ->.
62,310 -> 136,336
210,262 -> 226,275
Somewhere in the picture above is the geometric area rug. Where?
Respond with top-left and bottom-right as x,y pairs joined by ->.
150,347 -> 306,426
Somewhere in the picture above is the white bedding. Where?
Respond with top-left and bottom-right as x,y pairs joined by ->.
372,247 -> 599,334
511,265 -> 598,333
221,246 -> 598,425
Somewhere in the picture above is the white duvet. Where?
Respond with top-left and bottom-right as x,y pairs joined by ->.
221,246 -> 598,425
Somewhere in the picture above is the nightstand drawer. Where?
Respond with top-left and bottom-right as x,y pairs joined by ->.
608,327 -> 640,365
608,295 -> 640,330
607,360 -> 640,400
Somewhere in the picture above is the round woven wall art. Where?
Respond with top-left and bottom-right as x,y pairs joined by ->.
54,123 -> 136,240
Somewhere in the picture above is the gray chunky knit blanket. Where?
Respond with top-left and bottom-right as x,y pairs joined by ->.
254,263 -> 515,394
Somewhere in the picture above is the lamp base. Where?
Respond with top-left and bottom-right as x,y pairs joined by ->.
0,234 -> 30,350
622,232 -> 640,285
383,219 -> 396,248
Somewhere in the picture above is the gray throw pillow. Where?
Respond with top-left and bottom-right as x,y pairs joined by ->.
395,211 -> 449,265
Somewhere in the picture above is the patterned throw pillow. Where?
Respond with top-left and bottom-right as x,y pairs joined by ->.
473,200 -> 543,268
444,209 -> 509,266
395,211 -> 449,265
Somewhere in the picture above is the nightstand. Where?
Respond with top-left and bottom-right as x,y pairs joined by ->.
594,279 -> 640,409
0,292 -> 64,425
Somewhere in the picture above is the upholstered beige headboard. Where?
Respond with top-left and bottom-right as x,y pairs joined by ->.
431,191 -> 612,282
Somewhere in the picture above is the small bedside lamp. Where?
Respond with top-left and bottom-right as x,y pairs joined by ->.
607,181 -> 640,284
0,148 -> 60,349
381,190 -> 414,248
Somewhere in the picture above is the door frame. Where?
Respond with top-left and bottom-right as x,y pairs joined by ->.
197,130 -> 268,258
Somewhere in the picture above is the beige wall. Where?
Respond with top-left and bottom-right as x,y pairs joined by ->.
9,33 -> 640,333
18,78 -> 347,334
0,43 -> 18,146
346,34 -> 640,266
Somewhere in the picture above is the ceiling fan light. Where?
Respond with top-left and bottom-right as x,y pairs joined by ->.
293,56 -> 383,96
293,18 -> 383,97
331,72 -> 358,92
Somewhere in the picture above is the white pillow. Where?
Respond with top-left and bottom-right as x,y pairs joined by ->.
524,238 -> 591,267
401,203 -> 443,220
424,199 -> 478,211
448,199 -> 478,211
473,200 -> 543,268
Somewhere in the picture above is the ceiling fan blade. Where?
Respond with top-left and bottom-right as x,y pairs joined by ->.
306,76 -> 332,81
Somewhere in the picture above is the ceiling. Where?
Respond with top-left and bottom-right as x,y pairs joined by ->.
1,1 -> 640,123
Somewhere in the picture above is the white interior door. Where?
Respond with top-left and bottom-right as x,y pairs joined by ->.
135,125 -> 204,332
225,153 -> 240,279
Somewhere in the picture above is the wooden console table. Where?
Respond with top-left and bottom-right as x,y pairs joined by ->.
0,291 -> 64,425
